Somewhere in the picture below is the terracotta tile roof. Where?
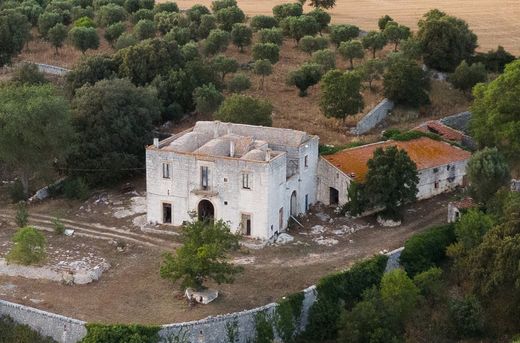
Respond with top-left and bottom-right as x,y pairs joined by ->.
324,137 -> 472,182
453,197 -> 476,209
414,121 -> 466,142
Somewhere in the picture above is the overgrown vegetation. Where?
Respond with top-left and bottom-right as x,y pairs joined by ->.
6,226 -> 47,265
0,315 -> 56,343
80,324 -> 160,343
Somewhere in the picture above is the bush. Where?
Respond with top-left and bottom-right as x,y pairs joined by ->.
74,16 -> 95,27
8,180 -> 28,202
15,201 -> 29,228
250,15 -> 278,31
215,94 -> 272,126
0,315 -> 55,343
252,42 -> 279,64
133,19 -> 155,40
63,177 -> 90,200
449,295 -> 485,338
96,4 -> 126,27
115,32 -> 137,49
131,8 -> 153,23
6,227 -> 46,265
298,35 -> 328,55
80,324 -> 160,343
104,21 -> 126,46
227,73 -> 251,93
52,216 -> 66,235
304,254 -> 388,340
257,28 -> 283,46
399,224 -> 456,277
253,312 -> 274,343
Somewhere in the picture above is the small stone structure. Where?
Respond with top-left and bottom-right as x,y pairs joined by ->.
351,98 -> 394,135
511,179 -> 520,192
0,249 -> 403,343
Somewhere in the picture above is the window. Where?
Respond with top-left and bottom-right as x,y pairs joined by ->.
305,194 -> 309,211
433,167 -> 439,173
304,155 -> 308,167
434,181 -> 439,189
201,166 -> 208,189
242,173 -> 251,189
162,163 -> 170,179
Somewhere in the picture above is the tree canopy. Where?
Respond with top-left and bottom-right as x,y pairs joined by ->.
0,9 -> 31,66
160,220 -> 242,290
470,60 -> 520,164
287,62 -> 322,97
320,69 -> 363,122
0,84 -> 73,195
364,146 -> 419,219
215,94 -> 272,126
466,147 -> 510,205
449,60 -> 487,94
417,9 -> 477,72
67,78 -> 161,185
383,56 -> 430,107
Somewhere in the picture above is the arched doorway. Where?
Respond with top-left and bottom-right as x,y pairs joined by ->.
198,200 -> 214,221
290,191 -> 297,216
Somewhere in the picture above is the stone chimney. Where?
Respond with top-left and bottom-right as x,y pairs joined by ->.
153,138 -> 159,148
265,148 -> 272,162
230,140 -> 235,158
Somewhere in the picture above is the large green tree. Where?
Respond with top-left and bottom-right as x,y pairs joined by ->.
160,220 -> 242,290
66,54 -> 119,95
320,69 -> 363,122
383,21 -> 410,51
68,26 -> 99,54
470,60 -> 520,164
215,5 -> 244,31
329,24 -> 359,47
230,23 -> 252,52
0,84 -> 73,195
215,94 -> 272,126
383,56 -> 430,107
117,38 -> 184,86
466,147 -> 510,205
281,15 -> 319,44
67,78 -> 161,185
0,9 -> 31,66
361,30 -> 387,58
47,23 -> 68,54
417,9 -> 477,72
364,146 -> 419,219
338,40 -> 364,69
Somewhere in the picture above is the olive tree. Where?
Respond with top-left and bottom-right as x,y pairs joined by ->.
320,69 -> 363,123
230,23 -> 252,52
68,26 -> 99,53
287,63 -> 322,96
215,94 -> 272,126
338,40 -> 364,69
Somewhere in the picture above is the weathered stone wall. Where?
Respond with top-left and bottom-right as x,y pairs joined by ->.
0,250 -> 401,343
352,99 -> 394,135
0,299 -> 87,343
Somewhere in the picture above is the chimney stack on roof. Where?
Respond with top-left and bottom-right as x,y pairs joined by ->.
230,140 -> 235,158
265,148 -> 272,162
153,138 -> 159,148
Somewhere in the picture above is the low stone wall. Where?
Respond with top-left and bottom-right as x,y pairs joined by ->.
351,99 -> 394,135
0,250 -> 401,343
0,299 -> 87,343
159,285 -> 317,343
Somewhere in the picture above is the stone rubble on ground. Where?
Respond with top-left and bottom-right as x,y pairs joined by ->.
274,233 -> 294,245
232,256 -> 256,265
313,237 -> 339,246
377,216 -> 402,227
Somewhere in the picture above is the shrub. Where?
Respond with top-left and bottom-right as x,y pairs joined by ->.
80,324 -> 160,343
215,94 -> 272,126
96,3 -> 126,27
204,29 -> 230,55
6,227 -> 46,265
104,21 -> 126,46
227,73 -> 251,93
0,315 -> 55,343
8,180 -> 27,203
12,64 -> 47,85
63,177 -> 90,200
250,15 -> 278,31
115,32 -> 137,49
153,2 -> 178,14
310,49 -> 335,72
52,216 -> 66,235
74,16 -> 95,27
15,201 -> 29,228
252,43 -> 279,64
449,295 -> 485,338
257,28 -> 283,46
275,291 -> 304,342
399,224 -> 456,277
68,26 -> 100,53
133,19 -> 155,40
254,312 -> 274,343
131,8 -> 153,23
304,254 -> 388,340
413,266 -> 443,300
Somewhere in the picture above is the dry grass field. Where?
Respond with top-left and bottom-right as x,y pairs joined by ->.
172,0 -> 520,55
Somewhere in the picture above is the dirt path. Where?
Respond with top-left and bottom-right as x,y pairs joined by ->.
0,210 -> 178,250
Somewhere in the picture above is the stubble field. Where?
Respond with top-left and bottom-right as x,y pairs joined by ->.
172,0 -> 520,55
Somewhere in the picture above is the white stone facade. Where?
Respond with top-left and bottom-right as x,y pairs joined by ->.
146,121 -> 319,240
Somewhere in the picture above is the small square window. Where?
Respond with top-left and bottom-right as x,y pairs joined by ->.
224,177 -> 228,182
162,163 -> 170,179
433,168 -> 439,173
224,201 -> 228,205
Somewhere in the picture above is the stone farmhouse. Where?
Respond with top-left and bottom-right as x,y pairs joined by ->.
146,121 -> 319,239
319,137 -> 472,206
146,122 -> 472,240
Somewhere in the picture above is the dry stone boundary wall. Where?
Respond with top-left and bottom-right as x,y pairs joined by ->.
351,98 -> 394,135
0,249 -> 402,343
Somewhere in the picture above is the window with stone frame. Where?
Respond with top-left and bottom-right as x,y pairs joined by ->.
242,173 -> 252,189
162,163 -> 171,179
